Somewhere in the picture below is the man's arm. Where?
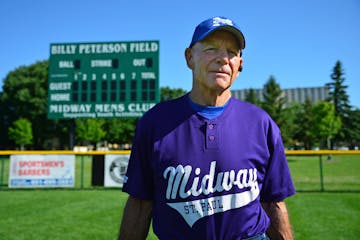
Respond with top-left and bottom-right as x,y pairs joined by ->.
261,201 -> 293,240
118,195 -> 153,240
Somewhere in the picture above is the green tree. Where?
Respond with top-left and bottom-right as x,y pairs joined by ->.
0,97 -> 7,148
343,108 -> 360,149
161,86 -> 186,101
293,99 -> 316,149
326,60 -> 352,146
8,118 -> 33,150
244,88 -> 260,106
327,61 -> 351,117
104,118 -> 136,145
262,75 -> 286,128
75,119 -> 106,148
311,101 -> 342,149
278,104 -> 298,147
0,60 -> 68,149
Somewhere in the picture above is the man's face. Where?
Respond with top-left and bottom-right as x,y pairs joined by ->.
186,30 -> 243,93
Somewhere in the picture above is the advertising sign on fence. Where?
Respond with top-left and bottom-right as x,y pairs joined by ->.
9,155 -> 75,188
104,154 -> 129,187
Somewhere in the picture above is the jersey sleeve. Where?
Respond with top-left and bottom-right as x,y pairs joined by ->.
122,118 -> 154,200
260,119 -> 296,202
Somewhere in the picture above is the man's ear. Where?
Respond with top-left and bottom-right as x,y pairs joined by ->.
236,58 -> 243,77
238,58 -> 243,72
185,48 -> 194,69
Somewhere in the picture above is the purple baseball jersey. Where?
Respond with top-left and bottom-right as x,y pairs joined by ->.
123,94 -> 295,239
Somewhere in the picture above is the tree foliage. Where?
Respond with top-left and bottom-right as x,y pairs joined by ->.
341,108 -> 360,149
0,60 -> 50,148
104,118 -> 136,145
279,104 -> 298,147
293,99 -> 316,149
161,86 -> 186,101
326,60 -> 353,146
260,76 -> 297,145
244,88 -> 260,106
262,76 -> 286,127
327,60 -> 351,117
311,101 -> 342,149
75,119 -> 106,147
8,118 -> 33,150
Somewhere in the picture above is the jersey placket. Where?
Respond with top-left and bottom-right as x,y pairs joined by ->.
205,121 -> 219,149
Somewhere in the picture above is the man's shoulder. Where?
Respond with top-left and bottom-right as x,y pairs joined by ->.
146,95 -> 189,116
139,94 -> 192,127
229,97 -> 268,118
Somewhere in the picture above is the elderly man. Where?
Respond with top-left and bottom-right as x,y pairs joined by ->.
119,16 -> 295,240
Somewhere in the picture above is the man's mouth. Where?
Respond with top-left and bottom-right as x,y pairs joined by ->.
214,71 -> 230,76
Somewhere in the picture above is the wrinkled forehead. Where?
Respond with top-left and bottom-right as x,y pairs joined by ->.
196,30 -> 242,50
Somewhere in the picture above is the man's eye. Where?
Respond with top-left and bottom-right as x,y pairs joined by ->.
229,50 -> 240,56
205,47 -> 217,52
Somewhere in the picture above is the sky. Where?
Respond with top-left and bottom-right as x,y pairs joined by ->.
1,0 -> 359,108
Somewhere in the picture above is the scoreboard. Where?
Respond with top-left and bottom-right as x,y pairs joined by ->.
47,41 -> 159,119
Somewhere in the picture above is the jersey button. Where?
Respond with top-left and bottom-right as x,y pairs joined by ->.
208,124 -> 214,129
208,135 -> 215,141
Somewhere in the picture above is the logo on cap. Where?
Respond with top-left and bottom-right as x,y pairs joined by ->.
212,17 -> 234,27
189,16 -> 245,49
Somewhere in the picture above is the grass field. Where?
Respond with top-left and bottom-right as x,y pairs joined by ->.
287,154 -> 360,191
0,154 -> 359,239
0,190 -> 359,240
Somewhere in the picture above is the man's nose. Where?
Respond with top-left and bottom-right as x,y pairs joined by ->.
216,49 -> 230,64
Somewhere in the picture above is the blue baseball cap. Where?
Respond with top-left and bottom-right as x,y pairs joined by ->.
189,16 -> 245,49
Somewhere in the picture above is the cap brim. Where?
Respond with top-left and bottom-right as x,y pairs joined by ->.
190,25 -> 245,49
